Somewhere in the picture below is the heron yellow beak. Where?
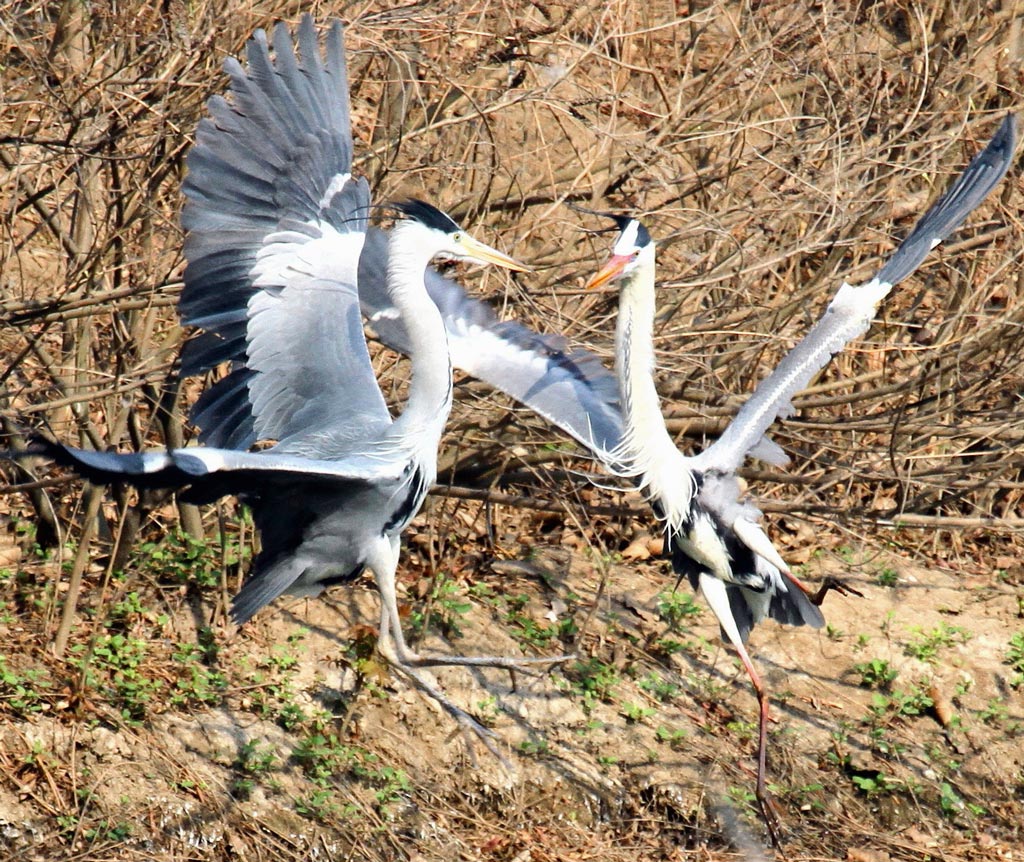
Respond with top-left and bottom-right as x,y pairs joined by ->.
585,254 -> 631,290
459,234 -> 531,272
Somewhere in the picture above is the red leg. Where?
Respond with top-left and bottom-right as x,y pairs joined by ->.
784,570 -> 864,606
735,642 -> 782,847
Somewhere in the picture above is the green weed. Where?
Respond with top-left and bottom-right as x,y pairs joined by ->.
852,658 -> 898,690
851,772 -> 899,796
638,671 -> 680,702
939,782 -> 985,819
0,656 -> 52,716
655,725 -> 688,749
875,568 -> 899,587
410,573 -> 473,640
904,623 -> 971,663
565,658 -> 619,712
620,702 -> 655,723
656,590 -> 701,629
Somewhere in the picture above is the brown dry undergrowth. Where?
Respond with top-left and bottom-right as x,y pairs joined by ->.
1,1 -> 1023,860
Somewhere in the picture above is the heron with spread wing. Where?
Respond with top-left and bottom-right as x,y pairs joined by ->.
583,115 -> 1016,836
28,17 -> 557,748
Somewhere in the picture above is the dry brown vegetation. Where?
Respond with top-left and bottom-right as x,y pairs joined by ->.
1,0 -> 1023,859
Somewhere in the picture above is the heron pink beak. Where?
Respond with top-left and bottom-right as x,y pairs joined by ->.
585,254 -> 631,290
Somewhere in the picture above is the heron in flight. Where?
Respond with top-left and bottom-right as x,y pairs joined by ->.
583,115 -> 1016,836
28,16 -> 560,748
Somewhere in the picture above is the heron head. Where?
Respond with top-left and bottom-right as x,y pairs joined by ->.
393,199 -> 529,272
584,215 -> 653,290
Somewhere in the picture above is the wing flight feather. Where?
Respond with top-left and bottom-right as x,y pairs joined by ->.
359,228 -> 624,458
694,115 -> 1016,474
179,17 -> 388,452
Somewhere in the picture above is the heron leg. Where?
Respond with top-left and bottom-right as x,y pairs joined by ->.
374,599 -> 509,768
732,638 -> 783,848
371,537 -> 572,672
697,573 -> 783,846
783,565 -> 864,606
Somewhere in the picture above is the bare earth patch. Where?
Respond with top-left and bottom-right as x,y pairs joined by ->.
1,532 -> 1021,860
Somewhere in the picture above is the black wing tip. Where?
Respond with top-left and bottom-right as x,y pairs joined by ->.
991,112 -> 1017,156
22,433 -> 68,462
972,112 -> 1017,177
0,433 -> 63,464
393,198 -> 460,233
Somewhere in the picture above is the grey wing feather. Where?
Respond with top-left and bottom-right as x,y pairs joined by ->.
179,16 -> 388,450
359,228 -> 624,458
876,114 -> 1016,286
695,115 -> 1016,474
30,437 -> 406,495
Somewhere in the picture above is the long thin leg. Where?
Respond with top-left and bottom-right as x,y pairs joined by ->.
732,637 -> 782,847
698,573 -> 782,846
371,536 -> 572,672
807,575 -> 864,606
785,568 -> 864,607
374,596 -> 508,767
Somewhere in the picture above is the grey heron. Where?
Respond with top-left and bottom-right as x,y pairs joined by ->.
583,114 -> 1015,836
25,16 -> 557,748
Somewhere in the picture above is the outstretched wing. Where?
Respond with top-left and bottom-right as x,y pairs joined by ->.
29,437 -> 407,502
694,114 -> 1016,475
358,228 -> 624,459
179,16 -> 389,451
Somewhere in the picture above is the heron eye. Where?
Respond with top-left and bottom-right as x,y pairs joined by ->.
452,232 -> 463,243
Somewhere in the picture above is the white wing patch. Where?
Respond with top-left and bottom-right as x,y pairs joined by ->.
448,322 -> 550,379
250,220 -> 363,293
318,171 -> 352,212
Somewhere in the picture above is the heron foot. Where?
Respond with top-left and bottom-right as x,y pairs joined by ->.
808,575 -> 864,606
756,787 -> 784,848
391,659 -> 511,768
377,633 -> 512,767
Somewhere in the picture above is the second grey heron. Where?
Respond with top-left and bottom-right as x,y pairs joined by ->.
583,114 -> 1016,837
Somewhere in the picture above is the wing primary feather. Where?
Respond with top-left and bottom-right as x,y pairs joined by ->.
697,115 -> 1016,473
875,113 -> 1016,287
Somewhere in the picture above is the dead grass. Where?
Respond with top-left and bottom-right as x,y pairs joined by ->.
1,0 -> 1023,859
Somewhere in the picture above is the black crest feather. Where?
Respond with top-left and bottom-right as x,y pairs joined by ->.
568,202 -> 652,247
393,199 -> 460,233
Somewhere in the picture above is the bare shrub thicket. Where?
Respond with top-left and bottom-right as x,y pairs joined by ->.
4,1 -> 1022,559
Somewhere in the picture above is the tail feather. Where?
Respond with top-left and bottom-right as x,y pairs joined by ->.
768,572 -> 825,630
231,555 -> 308,624
725,574 -> 824,645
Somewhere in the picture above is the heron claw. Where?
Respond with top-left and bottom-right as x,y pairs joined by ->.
756,788 -> 785,848
377,637 -> 513,768
809,575 -> 864,606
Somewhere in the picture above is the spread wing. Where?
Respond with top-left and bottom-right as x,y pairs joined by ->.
693,114 -> 1016,475
358,228 -> 624,459
178,16 -> 389,452
31,437 -> 407,492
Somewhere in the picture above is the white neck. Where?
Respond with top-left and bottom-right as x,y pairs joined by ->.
386,222 -> 453,457
612,245 -> 696,530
